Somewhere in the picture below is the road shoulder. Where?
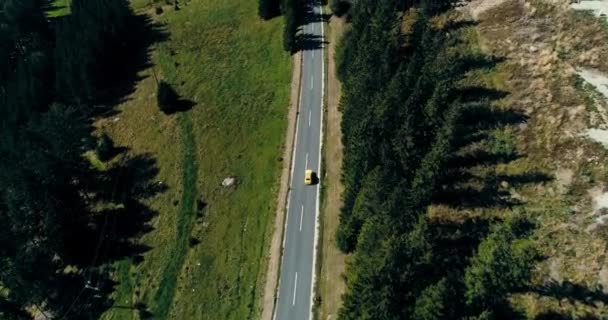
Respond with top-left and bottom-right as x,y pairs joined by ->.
315,14 -> 347,320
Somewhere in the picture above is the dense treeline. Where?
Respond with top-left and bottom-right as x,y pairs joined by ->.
335,1 -> 537,319
0,0 -> 158,318
55,0 -> 133,104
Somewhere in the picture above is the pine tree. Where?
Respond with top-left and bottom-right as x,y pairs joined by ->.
340,217 -> 433,320
413,279 -> 450,320
464,223 -> 536,311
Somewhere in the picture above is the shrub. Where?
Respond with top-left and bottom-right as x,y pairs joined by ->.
157,81 -> 179,114
486,128 -> 516,158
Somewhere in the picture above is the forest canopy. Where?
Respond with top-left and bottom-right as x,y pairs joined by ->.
0,0 -> 161,318
335,1 -> 539,319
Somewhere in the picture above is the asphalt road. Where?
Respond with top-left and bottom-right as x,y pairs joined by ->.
274,3 -> 325,320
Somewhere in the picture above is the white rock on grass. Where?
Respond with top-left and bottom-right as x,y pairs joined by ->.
222,177 -> 236,187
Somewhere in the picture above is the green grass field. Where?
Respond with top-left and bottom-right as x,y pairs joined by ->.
47,0 -> 70,17
99,0 -> 291,319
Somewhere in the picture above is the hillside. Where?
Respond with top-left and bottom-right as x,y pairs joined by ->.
326,0 -> 608,318
462,0 -> 608,316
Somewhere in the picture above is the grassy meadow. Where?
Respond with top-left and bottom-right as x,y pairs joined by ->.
94,0 -> 291,319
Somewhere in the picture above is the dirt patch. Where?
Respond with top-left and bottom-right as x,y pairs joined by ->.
316,13 -> 347,320
260,50 -> 302,320
555,167 -> 573,192
549,257 -> 563,283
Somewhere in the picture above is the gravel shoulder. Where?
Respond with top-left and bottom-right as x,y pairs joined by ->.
316,14 -> 347,320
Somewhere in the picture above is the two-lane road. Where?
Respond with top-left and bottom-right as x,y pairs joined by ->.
274,3 -> 325,320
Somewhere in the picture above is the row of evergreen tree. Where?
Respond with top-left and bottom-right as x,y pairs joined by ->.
0,0 -> 150,318
335,1 -> 536,319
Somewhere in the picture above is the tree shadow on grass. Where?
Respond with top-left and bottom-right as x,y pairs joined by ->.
451,104 -> 528,150
423,50 -> 554,318
534,280 -> 608,306
158,82 -> 197,115
434,171 -> 552,209
433,81 -> 547,209
459,86 -> 508,103
441,19 -> 479,32
535,311 -> 604,320
62,151 -> 166,318
66,154 -> 165,267
163,98 -> 196,114
459,55 -> 506,74
92,14 -> 168,115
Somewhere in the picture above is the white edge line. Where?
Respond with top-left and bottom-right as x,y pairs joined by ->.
309,4 -> 324,320
293,272 -> 298,306
274,44 -> 304,320
305,152 -> 309,169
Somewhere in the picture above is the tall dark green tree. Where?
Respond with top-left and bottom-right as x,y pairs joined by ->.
464,223 -> 536,313
413,279 -> 450,320
337,0 -> 406,252
339,217 -> 433,319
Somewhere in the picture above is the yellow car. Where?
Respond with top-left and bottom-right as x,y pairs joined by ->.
305,169 -> 314,185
